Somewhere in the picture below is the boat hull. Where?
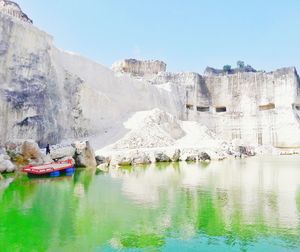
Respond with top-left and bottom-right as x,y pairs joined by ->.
22,159 -> 74,177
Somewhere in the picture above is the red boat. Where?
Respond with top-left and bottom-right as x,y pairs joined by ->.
22,159 -> 74,177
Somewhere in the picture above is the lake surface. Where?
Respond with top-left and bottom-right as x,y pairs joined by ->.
1,156 -> 300,251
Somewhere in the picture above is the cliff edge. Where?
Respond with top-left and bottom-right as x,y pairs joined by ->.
0,0 -> 32,23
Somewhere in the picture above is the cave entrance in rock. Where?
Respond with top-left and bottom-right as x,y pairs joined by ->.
186,104 -> 194,110
259,103 -> 275,111
292,104 -> 300,110
216,106 -> 226,112
197,106 -> 209,112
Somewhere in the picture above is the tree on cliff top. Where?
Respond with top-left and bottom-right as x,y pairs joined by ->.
223,65 -> 232,73
237,60 -> 245,69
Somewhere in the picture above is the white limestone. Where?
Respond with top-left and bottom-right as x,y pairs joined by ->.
113,63 -> 300,148
0,0 -> 32,23
0,0 -> 299,165
0,11 -> 184,149
111,59 -> 166,76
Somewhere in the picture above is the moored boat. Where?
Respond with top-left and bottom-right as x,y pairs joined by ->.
22,159 -> 74,177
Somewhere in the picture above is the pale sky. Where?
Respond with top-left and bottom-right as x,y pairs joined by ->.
18,0 -> 300,73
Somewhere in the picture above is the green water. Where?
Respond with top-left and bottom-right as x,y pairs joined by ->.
1,156 -> 300,251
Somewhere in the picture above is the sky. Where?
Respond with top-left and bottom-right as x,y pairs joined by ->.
17,0 -> 300,73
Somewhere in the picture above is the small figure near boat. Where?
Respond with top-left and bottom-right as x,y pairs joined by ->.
46,144 -> 50,155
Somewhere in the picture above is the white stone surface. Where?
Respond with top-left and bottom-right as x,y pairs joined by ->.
0,3 -> 299,156
128,68 -> 300,148
0,0 -> 32,23
0,12 -> 184,149
111,59 -> 166,76
0,154 -> 15,172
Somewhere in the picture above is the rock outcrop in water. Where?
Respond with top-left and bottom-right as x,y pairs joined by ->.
73,141 -> 97,167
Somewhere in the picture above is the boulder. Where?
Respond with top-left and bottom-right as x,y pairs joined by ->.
185,155 -> 197,162
97,163 -> 109,172
132,152 -> 151,165
171,149 -> 181,162
110,154 -> 131,166
155,152 -> 171,162
0,154 -> 16,173
118,157 -> 132,166
198,152 -> 211,162
73,141 -> 97,167
42,154 -> 53,164
50,145 -> 76,160
5,139 -> 44,165
95,155 -> 109,166
21,140 -> 43,163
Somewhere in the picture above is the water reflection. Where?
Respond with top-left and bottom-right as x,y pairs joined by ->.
0,156 -> 300,251
113,157 -> 300,230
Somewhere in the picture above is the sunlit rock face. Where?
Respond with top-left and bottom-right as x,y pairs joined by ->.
0,0 -> 32,24
186,68 -> 300,148
111,59 -> 166,76
114,60 -> 300,148
0,11 -> 184,147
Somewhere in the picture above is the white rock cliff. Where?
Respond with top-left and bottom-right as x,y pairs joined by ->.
0,5 -> 184,148
0,1 -> 299,152
113,61 -> 300,148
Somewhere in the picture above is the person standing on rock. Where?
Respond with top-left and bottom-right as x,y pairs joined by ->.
46,144 -> 51,155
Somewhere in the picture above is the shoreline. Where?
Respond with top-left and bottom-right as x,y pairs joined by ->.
95,144 -> 300,170
1,137 -> 299,174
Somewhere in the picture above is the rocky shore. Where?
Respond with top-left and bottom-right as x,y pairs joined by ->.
1,136 -> 299,175
0,139 -> 97,173
1,107 -> 298,174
